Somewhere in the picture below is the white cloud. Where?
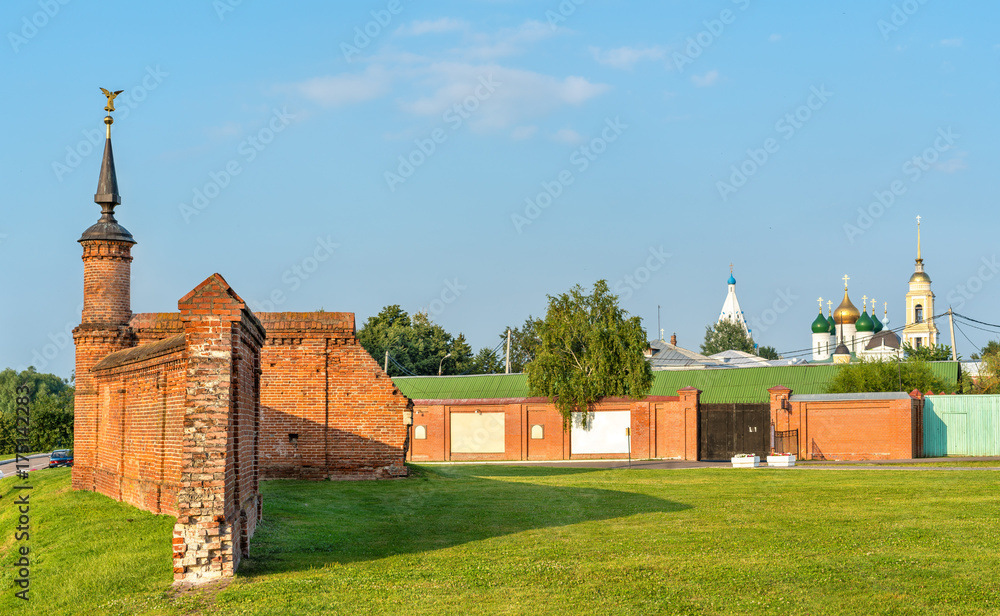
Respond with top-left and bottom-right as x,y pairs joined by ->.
460,20 -> 557,60
940,38 -> 963,47
287,22 -> 606,131
511,125 -> 538,140
552,128 -> 584,144
589,45 -> 668,70
691,70 -> 719,88
399,63 -> 610,130
769,34 -> 782,43
935,152 -> 967,173
295,66 -> 392,107
396,18 -> 468,36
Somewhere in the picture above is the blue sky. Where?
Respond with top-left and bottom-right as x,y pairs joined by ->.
2,0 -> 999,379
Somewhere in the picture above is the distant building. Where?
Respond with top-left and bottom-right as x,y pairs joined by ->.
717,265 -> 750,335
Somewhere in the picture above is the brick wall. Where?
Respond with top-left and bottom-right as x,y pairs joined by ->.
91,337 -> 186,515
258,313 -> 409,480
172,274 -> 265,583
769,388 -> 920,460
126,310 -> 410,480
408,395 -> 691,462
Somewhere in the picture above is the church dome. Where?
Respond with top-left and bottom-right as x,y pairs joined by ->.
827,315 -> 836,336
833,291 -> 860,324
811,312 -> 830,334
870,311 -> 883,333
909,271 -> 931,283
728,274 -> 736,285
856,310 -> 874,332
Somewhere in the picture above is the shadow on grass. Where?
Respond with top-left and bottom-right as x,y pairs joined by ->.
240,466 -> 688,576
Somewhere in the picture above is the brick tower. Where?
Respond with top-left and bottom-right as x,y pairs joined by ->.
72,102 -> 137,492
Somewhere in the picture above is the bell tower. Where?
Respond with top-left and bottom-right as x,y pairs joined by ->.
902,215 -> 938,350
72,89 -> 137,491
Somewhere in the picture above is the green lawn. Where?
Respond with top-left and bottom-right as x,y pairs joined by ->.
2,465 -> 999,615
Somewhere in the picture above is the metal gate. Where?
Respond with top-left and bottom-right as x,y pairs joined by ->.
699,403 -> 770,461
774,429 -> 799,455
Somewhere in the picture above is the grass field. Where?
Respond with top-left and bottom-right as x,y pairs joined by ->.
2,465 -> 999,615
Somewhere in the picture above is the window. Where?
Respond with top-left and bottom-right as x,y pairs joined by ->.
915,304 -> 923,323
414,425 -> 427,440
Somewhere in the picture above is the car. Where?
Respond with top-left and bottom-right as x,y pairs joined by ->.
48,450 -> 73,468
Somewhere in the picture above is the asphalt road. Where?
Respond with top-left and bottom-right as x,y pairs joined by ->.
0,453 -> 52,478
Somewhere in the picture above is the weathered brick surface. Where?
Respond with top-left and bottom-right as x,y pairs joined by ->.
173,274 -> 264,582
408,396 -> 690,461
125,311 -> 410,480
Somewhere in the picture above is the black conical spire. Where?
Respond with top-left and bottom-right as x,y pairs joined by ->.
80,104 -> 135,244
94,134 -> 120,205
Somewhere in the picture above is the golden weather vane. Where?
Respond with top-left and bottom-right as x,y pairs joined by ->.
101,87 -> 123,113
99,87 -> 124,137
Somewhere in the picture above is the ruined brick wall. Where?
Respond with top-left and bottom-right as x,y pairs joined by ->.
123,310 -> 410,480
408,395 -> 689,462
90,337 -> 186,515
172,274 -> 264,583
257,312 -> 409,480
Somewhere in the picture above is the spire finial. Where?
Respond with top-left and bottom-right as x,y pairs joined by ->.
80,88 -> 134,244
842,274 -> 850,290
730,262 -> 734,274
916,215 -> 922,263
871,299 -> 876,312
862,294 -> 868,310
817,297 -> 823,311
827,300 -> 833,316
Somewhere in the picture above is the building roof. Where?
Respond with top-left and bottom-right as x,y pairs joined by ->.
392,362 -> 961,405
92,334 -> 185,371
865,329 -> 901,351
708,349 -> 770,366
647,340 -> 721,370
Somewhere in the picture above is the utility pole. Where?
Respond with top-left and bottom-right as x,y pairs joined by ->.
384,350 -> 389,373
505,328 -> 511,374
948,308 -> 958,361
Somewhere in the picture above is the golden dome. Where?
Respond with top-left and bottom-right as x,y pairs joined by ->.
834,290 -> 860,324
909,271 -> 931,283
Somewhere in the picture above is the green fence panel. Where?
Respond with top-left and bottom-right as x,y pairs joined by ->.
924,395 -> 1000,456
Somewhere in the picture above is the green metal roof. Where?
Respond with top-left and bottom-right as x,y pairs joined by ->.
392,362 -> 961,404
394,373 -> 530,400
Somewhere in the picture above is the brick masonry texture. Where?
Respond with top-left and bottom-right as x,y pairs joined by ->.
126,311 -> 411,479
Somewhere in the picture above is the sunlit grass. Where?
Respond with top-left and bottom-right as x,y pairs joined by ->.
2,465 -> 998,615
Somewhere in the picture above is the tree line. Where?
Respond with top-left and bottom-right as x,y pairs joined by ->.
0,367 -> 74,455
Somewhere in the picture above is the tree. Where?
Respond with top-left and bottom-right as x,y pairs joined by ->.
826,357 -> 954,394
757,345 -> 780,360
526,280 -> 653,427
357,305 -> 473,376
469,347 -> 504,374
499,316 -> 542,373
701,319 -> 755,355
0,367 -> 75,454
970,340 -> 1000,361
903,342 -> 955,362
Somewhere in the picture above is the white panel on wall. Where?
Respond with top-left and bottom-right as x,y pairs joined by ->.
414,425 -> 427,440
450,412 -> 505,453
570,411 -> 630,454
